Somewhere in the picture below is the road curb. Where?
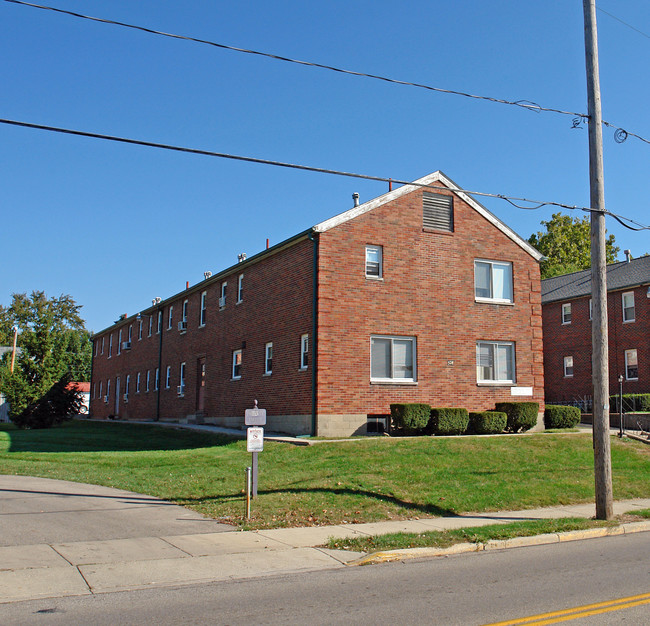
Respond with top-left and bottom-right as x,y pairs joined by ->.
347,521 -> 650,566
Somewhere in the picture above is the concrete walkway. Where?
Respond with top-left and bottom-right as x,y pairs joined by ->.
1,475 -> 649,605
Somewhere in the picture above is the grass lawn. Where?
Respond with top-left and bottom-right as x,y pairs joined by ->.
0,420 -> 648,529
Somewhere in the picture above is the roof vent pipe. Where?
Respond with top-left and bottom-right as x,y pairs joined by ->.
624,249 -> 632,263
352,192 -> 359,207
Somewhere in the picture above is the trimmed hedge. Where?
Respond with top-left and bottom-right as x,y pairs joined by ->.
494,402 -> 539,433
468,411 -> 507,435
609,393 -> 650,413
390,403 -> 431,432
544,404 -> 581,429
429,407 -> 469,436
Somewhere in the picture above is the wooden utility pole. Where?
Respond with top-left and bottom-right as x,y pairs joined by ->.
583,0 -> 613,520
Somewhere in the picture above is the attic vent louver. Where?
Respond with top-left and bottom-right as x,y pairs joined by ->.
423,192 -> 453,232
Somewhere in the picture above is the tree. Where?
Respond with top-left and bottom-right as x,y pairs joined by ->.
0,291 -> 91,421
528,213 -> 619,279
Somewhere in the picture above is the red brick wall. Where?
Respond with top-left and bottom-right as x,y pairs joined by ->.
90,239 -> 314,424
315,183 -> 544,421
543,285 -> 650,402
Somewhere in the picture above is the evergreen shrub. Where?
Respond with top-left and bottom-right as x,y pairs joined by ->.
544,405 -> 581,429
494,402 -> 539,433
468,411 -> 507,435
429,407 -> 469,435
390,403 -> 431,433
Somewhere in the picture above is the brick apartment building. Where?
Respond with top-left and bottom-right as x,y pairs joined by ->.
541,254 -> 650,406
90,171 -> 545,436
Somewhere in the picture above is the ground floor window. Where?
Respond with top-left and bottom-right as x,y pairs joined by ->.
370,335 -> 416,382
625,349 -> 638,380
563,356 -> 574,377
476,341 -> 515,384
232,349 -> 242,379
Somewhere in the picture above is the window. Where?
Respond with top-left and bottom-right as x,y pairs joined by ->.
109,334 -> 113,358
200,291 -> 207,326
136,372 -> 141,393
220,282 -> 227,309
423,192 -> 453,232
265,342 -> 273,375
562,303 -> 572,324
128,325 -> 133,343
155,367 -> 159,391
165,366 -> 171,389
146,370 -> 150,392
138,319 -> 143,341
182,299 -> 188,323
237,274 -> 244,303
179,362 -> 186,395
476,341 -> 515,384
157,311 -> 163,333
101,337 -> 104,355
474,260 -> 513,303
625,349 -> 638,380
168,306 -> 173,330
370,335 -> 416,383
148,316 -> 153,337
106,379 -> 110,400
300,334 -> 309,370
232,349 -> 242,379
622,292 -> 635,323
365,245 -> 383,278
99,381 -> 102,400
118,329 -> 122,355
563,356 -> 574,377
589,298 -> 592,321
125,374 -> 130,398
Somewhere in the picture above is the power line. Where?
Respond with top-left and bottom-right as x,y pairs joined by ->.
1,116 -> 648,231
4,0 -> 649,146
597,6 -> 650,40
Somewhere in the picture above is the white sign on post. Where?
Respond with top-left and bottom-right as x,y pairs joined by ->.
247,427 -> 264,452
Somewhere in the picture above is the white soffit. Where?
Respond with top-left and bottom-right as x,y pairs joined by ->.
313,171 -> 543,262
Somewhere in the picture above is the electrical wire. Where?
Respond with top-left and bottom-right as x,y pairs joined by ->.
4,0 -> 649,146
597,6 -> 650,40
1,116 -> 648,231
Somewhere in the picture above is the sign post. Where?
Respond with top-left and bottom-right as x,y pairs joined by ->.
245,401 -> 266,498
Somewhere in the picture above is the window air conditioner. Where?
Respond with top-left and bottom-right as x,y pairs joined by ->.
123,394 -> 129,402
219,296 -> 226,308
104,395 -> 109,403
177,385 -> 184,396
122,341 -> 131,350
178,321 -> 187,332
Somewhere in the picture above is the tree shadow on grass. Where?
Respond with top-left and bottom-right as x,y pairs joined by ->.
169,486 -> 459,518
1,421 -> 237,453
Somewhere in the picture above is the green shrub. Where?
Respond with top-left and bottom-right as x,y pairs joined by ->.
494,402 -> 539,433
390,403 -> 431,433
468,411 -> 507,435
544,405 -> 581,429
429,408 -> 469,436
610,393 -> 650,413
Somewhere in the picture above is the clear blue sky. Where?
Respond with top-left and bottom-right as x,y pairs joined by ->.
2,0 -> 648,333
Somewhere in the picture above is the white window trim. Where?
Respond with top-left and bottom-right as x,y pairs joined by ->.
589,298 -> 592,321
370,335 -> 417,384
182,299 -> 188,323
136,372 -> 141,393
220,282 -> 227,309
138,320 -> 143,341
179,362 -> 186,396
157,311 -> 163,334
200,291 -> 207,327
232,349 -> 242,380
625,349 -> 638,381
563,356 -> 574,378
108,334 -> 113,358
168,306 -> 173,330
101,337 -> 104,355
148,316 -> 153,337
264,342 -> 273,375
237,274 -> 244,303
622,291 -> 635,323
474,259 -> 514,304
117,329 -> 122,355
165,366 -> 171,389
476,341 -> 516,385
300,334 -> 309,370
365,245 -> 383,279
155,368 -> 159,391
146,370 -> 150,393
562,303 -> 572,325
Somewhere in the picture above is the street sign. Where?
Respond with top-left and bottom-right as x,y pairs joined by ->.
245,408 -> 267,426
247,427 -> 264,452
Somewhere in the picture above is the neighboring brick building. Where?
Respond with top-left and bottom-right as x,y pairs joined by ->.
541,255 -> 650,407
90,171 -> 545,436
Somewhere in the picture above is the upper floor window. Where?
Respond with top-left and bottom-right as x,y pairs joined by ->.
146,370 -> 150,392
128,325 -> 133,343
93,340 -> 98,357
562,303 -> 572,325
182,299 -> 188,323
155,367 -> 160,391
476,341 -> 515,384
265,342 -> 273,375
118,329 -> 122,355
200,291 -> 207,326
625,349 -> 638,381
165,366 -> 171,389
125,374 -> 130,398
474,260 -> 513,303
370,335 -> 416,383
365,245 -> 383,279
148,316 -> 153,337
423,192 -> 453,232
179,362 -> 186,396
220,282 -> 227,309
232,349 -> 242,379
108,334 -> 113,358
563,356 -> 574,377
168,306 -> 173,330
589,299 -> 592,321
300,334 -> 309,370
101,337 -> 105,355
622,292 -> 635,323
138,319 -> 143,341
157,311 -> 163,334
136,372 -> 141,393
237,274 -> 244,303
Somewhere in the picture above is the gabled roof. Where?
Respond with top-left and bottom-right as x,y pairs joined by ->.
541,255 -> 650,304
313,170 -> 544,261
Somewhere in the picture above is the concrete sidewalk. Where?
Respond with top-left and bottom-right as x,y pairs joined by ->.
1,475 -> 649,605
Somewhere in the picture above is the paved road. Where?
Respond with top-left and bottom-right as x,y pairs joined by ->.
1,532 -> 648,625
0,475 -> 232,546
